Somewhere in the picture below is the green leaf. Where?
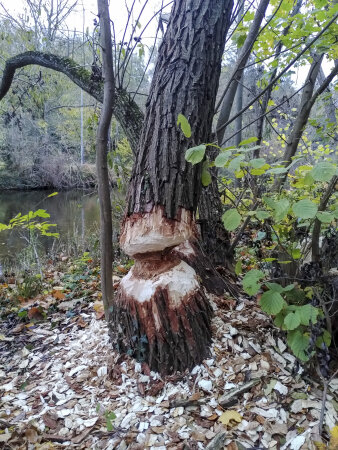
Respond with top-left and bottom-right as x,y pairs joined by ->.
250,158 -> 266,169
260,290 -> 285,315
239,136 -> 257,146
297,304 -> 318,326
293,199 -> 318,219
214,151 -> 231,167
235,260 -> 242,275
266,167 -> 288,174
291,248 -> 301,259
177,113 -> 191,138
287,330 -> 310,361
47,192 -> 58,198
228,155 -> 245,172
255,210 -> 271,220
273,199 -> 290,222
316,330 -> 331,348
284,312 -> 301,330
310,162 -> 336,182
222,209 -> 241,231
201,161 -> 212,186
265,282 -> 284,293
185,145 -> 206,164
316,212 -> 334,223
274,310 -> 287,328
242,269 -> 264,296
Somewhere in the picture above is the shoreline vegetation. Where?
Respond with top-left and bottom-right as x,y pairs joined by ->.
0,163 -> 98,191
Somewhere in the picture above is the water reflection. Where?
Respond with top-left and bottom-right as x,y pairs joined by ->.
0,190 -> 103,265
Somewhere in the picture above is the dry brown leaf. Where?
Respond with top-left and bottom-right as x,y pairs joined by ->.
28,307 -> 44,320
25,427 -> 39,443
52,290 -> 65,300
218,410 -> 242,426
256,414 -> 265,425
42,412 -> 58,430
116,265 -> 128,274
207,413 -> 219,421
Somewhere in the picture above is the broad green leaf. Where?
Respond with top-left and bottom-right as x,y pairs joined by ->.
297,304 -> 318,326
310,162 -> 336,182
274,310 -> 287,328
228,155 -> 245,172
235,260 -> 242,275
239,136 -> 257,146
250,158 -> 266,169
256,210 -> 271,220
260,290 -> 285,315
33,209 -> 50,218
316,212 -> 334,223
283,284 -> 295,292
201,161 -> 211,186
273,199 -> 290,222
287,330 -> 310,361
266,167 -> 288,174
265,282 -> 284,293
284,312 -> 301,330
242,269 -> 264,296
222,209 -> 241,231
177,113 -> 191,138
316,330 -> 331,348
293,199 -> 318,219
251,168 -> 267,176
291,248 -> 301,259
214,151 -> 231,167
185,145 -> 206,164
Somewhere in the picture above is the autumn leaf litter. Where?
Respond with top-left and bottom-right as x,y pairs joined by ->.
1,289 -> 337,449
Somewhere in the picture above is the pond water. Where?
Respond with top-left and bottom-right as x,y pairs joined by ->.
0,189 -> 122,270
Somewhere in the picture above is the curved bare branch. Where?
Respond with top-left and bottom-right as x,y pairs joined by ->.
0,51 -> 144,153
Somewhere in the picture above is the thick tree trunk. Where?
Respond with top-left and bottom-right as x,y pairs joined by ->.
109,0 -> 234,374
96,0 -> 114,317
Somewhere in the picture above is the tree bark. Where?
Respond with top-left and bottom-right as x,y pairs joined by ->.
96,0 -> 114,317
317,66 -> 338,142
312,176 -> 337,263
109,0 -> 234,374
274,57 -> 338,190
254,0 -> 303,157
216,0 -> 270,146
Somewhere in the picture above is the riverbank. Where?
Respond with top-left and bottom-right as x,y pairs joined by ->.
0,164 -> 98,191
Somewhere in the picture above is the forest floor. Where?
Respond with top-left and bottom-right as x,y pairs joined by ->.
0,258 -> 338,450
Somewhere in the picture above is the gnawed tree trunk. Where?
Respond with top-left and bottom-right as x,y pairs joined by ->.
109,0 -> 234,374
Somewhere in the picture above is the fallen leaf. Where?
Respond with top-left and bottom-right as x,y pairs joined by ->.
28,306 -> 44,320
329,426 -> 338,449
25,427 -> 39,443
116,265 -> 128,274
42,412 -> 59,429
218,410 -> 242,426
52,290 -> 65,300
